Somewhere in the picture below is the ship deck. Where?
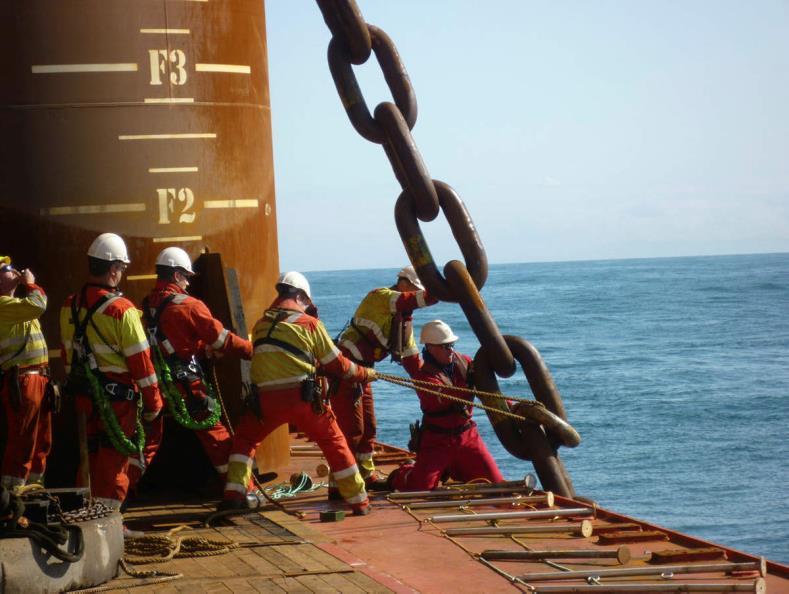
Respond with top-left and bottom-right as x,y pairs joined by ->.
101,434 -> 789,593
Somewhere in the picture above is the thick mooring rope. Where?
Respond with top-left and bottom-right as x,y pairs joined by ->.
377,372 -> 541,422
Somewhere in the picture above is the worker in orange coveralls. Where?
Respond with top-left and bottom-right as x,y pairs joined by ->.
128,247 -> 253,488
330,266 -> 437,492
0,256 -> 52,489
60,233 -> 163,509
390,320 -> 504,491
220,272 -> 377,515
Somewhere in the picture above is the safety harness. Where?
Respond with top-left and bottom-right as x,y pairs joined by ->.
66,286 -> 145,459
142,293 -> 221,431
253,310 -> 325,414
410,354 -> 475,451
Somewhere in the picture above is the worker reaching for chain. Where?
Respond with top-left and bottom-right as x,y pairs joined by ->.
388,320 -> 504,491
128,247 -> 253,491
59,233 -> 163,510
330,266 -> 437,492
220,272 -> 377,515
0,256 -> 52,490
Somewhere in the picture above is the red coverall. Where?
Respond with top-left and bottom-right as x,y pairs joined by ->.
60,285 -> 163,506
223,305 -> 374,512
0,281 -> 51,488
129,281 -> 252,486
332,287 -> 435,481
392,352 -> 504,491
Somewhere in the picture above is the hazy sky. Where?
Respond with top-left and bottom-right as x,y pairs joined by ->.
265,2 -> 789,272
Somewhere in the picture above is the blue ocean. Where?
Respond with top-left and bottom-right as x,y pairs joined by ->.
309,253 -> 789,564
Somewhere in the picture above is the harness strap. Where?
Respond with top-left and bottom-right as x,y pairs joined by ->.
422,420 -> 474,436
253,311 -> 314,365
142,293 -> 178,353
421,355 -> 473,418
350,320 -> 385,351
71,287 -> 116,364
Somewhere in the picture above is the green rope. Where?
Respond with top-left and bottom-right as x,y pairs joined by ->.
84,361 -> 145,459
151,346 -> 221,431
264,472 -> 326,500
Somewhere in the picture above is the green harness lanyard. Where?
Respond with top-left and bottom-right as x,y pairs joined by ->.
143,294 -> 221,431
70,288 -> 145,459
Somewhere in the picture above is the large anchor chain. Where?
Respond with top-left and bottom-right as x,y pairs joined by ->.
316,0 -> 579,497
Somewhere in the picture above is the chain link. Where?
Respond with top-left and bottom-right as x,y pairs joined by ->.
61,502 -> 116,524
315,0 -> 578,496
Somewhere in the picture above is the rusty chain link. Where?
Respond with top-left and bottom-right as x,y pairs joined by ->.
315,0 -> 578,496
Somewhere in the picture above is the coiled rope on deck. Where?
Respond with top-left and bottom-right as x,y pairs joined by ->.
124,525 -> 239,564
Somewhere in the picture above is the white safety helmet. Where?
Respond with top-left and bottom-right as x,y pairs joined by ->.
397,265 -> 424,290
156,247 -> 194,275
276,271 -> 311,300
87,233 -> 130,264
420,320 -> 459,345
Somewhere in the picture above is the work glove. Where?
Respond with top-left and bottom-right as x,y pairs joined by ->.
365,368 -> 378,382
142,408 -> 162,423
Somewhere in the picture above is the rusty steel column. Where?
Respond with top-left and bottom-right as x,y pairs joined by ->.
0,1 -> 285,487
0,0 -> 279,355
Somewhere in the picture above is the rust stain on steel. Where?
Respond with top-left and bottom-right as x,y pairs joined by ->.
0,0 -> 280,356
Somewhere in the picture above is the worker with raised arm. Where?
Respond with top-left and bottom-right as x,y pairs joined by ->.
129,247 -> 252,487
330,265 -> 437,491
60,233 -> 163,510
220,272 -> 377,515
0,256 -> 52,489
389,320 -> 504,491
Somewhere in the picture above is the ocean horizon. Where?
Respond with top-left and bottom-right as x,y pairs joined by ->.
307,252 -> 789,564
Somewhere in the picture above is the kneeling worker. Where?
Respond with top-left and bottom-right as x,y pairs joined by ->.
220,272 -> 377,515
391,320 -> 504,491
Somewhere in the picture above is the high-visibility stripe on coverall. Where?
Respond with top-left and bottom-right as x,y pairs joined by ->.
60,285 -> 163,507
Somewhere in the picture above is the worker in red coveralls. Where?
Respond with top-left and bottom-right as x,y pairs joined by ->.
220,272 -> 377,515
390,320 -> 504,491
0,256 -> 52,489
330,266 -> 437,492
60,233 -> 163,509
128,247 -> 253,488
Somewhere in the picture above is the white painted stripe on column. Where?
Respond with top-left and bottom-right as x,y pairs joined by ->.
144,97 -> 194,104
32,63 -> 138,74
148,167 -> 199,173
41,203 -> 146,216
203,199 -> 259,209
195,64 -> 251,74
152,236 -> 202,243
140,29 -> 191,35
119,133 -> 216,141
